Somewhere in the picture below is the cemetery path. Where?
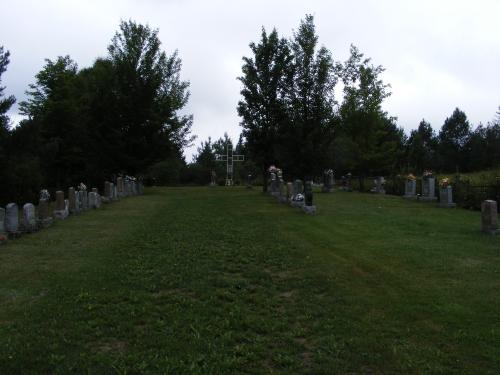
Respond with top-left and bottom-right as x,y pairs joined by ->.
0,187 -> 499,374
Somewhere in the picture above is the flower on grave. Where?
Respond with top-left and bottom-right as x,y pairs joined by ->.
78,182 -> 87,191
0,234 -> 6,242
439,177 -> 450,188
406,173 -> 416,181
268,165 -> 281,173
294,193 -> 305,202
39,189 -> 50,200
423,170 -> 434,179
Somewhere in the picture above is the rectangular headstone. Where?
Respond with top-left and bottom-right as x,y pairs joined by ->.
68,187 -> 77,213
404,179 -> 417,198
481,200 -> 498,234
421,177 -> 437,201
5,203 -> 19,233
55,191 -> 65,211
37,198 -> 53,228
0,208 -> 6,234
439,186 -> 456,208
54,191 -> 69,219
23,203 -> 37,232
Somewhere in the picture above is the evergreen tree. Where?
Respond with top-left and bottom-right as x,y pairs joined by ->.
285,15 -> 338,180
0,46 -> 15,133
438,108 -> 471,172
406,119 -> 438,172
338,45 -> 403,178
237,27 -> 292,190
107,20 -> 194,173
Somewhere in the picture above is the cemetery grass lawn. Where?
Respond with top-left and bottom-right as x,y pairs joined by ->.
0,187 -> 499,374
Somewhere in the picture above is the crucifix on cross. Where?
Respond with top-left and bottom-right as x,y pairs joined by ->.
215,143 -> 244,186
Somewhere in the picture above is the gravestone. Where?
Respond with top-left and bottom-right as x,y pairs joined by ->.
112,183 -> 118,200
5,203 -> 19,235
340,173 -> 353,192
439,186 -> 456,208
22,203 -> 37,232
302,181 -> 317,214
75,191 -> 81,212
481,200 -> 498,234
246,173 -> 253,189
290,179 -> 305,208
0,208 -> 5,234
0,208 -> 6,245
92,188 -> 98,194
279,179 -> 287,203
209,170 -> 217,187
37,198 -> 53,228
138,181 -> 144,195
88,192 -> 97,209
286,182 -> 293,202
404,179 -> 417,198
103,182 -> 111,203
117,177 -> 124,196
371,176 -> 385,194
54,191 -> 68,219
421,177 -> 437,201
78,183 -> 88,210
322,169 -> 334,193
68,187 -> 77,214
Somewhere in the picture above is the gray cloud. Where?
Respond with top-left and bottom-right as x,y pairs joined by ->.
1,0 -> 499,160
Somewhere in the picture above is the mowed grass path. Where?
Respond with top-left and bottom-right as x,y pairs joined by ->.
0,187 -> 499,374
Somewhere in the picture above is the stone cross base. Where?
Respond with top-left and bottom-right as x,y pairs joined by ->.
302,205 -> 317,215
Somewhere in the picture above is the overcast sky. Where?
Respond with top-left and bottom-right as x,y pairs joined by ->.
1,0 -> 499,160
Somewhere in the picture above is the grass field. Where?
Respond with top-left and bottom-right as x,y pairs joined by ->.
0,187 -> 499,374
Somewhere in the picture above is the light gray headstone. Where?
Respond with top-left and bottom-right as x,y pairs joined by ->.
88,192 -> 97,209
439,186 -> 456,208
23,203 -> 37,232
5,203 -> 19,233
421,177 -> 437,200
404,180 -> 417,197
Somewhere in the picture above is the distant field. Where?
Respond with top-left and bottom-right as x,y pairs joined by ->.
0,187 -> 498,374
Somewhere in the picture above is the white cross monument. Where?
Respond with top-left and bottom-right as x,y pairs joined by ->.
215,143 -> 244,186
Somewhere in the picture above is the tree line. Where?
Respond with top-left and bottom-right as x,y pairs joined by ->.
0,20 -> 194,205
1,16 -> 500,203
232,15 -> 500,190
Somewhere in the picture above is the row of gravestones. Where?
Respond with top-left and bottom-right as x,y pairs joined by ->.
267,168 -> 316,214
0,176 -> 144,245
403,176 -> 453,205
321,170 -> 498,234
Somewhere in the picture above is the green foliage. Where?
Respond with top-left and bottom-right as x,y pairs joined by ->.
2,20 -> 192,204
337,45 -> 405,177
284,15 -> 338,180
237,27 -> 292,188
406,119 -> 439,173
0,46 -> 16,132
438,108 -> 471,172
